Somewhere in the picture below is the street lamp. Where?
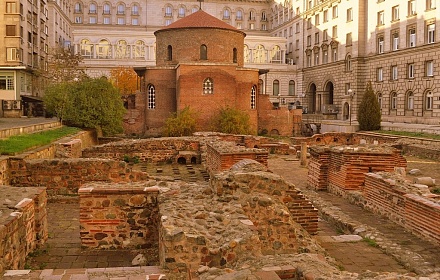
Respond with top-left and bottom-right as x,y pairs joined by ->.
347,89 -> 355,126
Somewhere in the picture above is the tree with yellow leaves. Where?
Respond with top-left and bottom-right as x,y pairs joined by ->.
110,67 -> 138,95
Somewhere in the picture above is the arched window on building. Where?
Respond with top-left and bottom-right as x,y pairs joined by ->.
223,8 -> 230,19
273,80 -> 279,96
80,39 -> 93,58
148,84 -> 155,109
200,44 -> 207,60
407,91 -> 414,110
74,2 -> 82,13
236,9 -> 243,20
97,39 -> 111,59
132,4 -> 139,15
89,3 -> 97,14
203,78 -> 213,94
233,48 -> 237,63
117,3 -> 125,14
271,45 -> 281,63
390,92 -> 397,110
167,45 -> 172,61
425,91 -> 433,110
103,3 -> 111,14
251,85 -> 257,109
165,6 -> 172,16
178,6 -> 185,17
288,80 -> 295,96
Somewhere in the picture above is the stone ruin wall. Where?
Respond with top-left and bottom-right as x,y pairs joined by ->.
362,173 -> 440,246
79,182 -> 159,250
8,158 -> 148,196
0,187 -> 47,273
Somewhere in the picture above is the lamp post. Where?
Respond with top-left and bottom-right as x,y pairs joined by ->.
347,89 -> 355,126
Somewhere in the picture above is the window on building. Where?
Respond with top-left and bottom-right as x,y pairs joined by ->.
249,10 -> 255,20
203,78 -> 213,94
261,11 -> 267,21
427,23 -> 435,43
306,54 -> 312,67
408,63 -> 415,78
89,16 -> 97,24
165,6 -> 172,17
178,6 -> 185,17
89,3 -> 97,14
346,33 -> 352,46
392,5 -> 399,21
377,93 -> 383,109
233,48 -> 237,63
425,91 -> 433,109
307,18 -> 311,29
323,10 -> 328,22
134,40 -> 145,58
323,29 -> 328,41
295,39 -> 299,50
409,28 -> 416,47
200,44 -> 208,60
314,52 -> 319,65
289,27 -> 293,36
391,92 -> 398,109
332,5 -> 338,18
117,4 -> 125,14
426,60 -> 434,76
377,11 -> 384,26
223,8 -> 230,19
426,0 -> 435,10
332,47 -> 338,62
103,4 -> 111,14
377,67 -> 383,81
74,2 -> 82,13
80,39 -> 93,58
117,18 -> 125,25
6,2 -> 17,13
74,16 -> 82,23
115,40 -> 128,59
296,23 -> 300,33
6,25 -> 16,36
236,10 -> 242,20
273,80 -> 279,96
251,86 -> 256,109
103,17 -> 110,24
0,75 -> 14,90
288,80 -> 295,96
392,33 -> 399,50
315,14 -> 319,25
148,84 -> 155,109
332,25 -> 338,38
261,23 -> 266,30
322,49 -> 328,63
165,19 -> 172,26
6,48 -> 21,61
167,45 -> 172,61
347,8 -> 353,22
132,18 -> 139,25
191,7 -> 198,14
346,55 -> 352,71
307,35 -> 311,46
408,0 -> 416,16
132,4 -> 139,15
407,91 -> 414,109
378,36 -> 384,53
391,65 -> 398,80
315,32 -> 319,44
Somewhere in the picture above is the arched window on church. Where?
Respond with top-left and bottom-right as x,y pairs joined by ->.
203,78 -> 213,94
167,45 -> 172,61
251,85 -> 256,109
233,48 -> 237,63
200,44 -> 207,60
148,84 -> 155,109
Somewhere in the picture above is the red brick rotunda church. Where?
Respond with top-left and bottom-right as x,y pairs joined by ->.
124,9 -> 261,136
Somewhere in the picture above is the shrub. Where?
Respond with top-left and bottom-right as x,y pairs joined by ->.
163,106 -> 198,137
212,107 -> 252,135
357,81 -> 381,131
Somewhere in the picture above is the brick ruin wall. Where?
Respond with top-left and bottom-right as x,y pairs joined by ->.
363,173 -> 440,246
0,187 -> 47,273
307,145 -> 407,194
79,182 -> 159,250
8,158 -> 148,195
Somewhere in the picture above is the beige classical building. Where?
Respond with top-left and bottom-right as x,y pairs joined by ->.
1,0 -> 438,126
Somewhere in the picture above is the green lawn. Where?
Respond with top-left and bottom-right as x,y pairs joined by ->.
375,130 -> 440,140
0,126 -> 81,155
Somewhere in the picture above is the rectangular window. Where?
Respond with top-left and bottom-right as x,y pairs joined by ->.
408,0 -> 416,16
347,8 -> 353,22
332,48 -> 338,61
408,63 -> 415,78
332,25 -> 337,38
378,37 -> 384,53
332,5 -> 338,18
315,32 -> 319,44
393,33 -> 399,50
307,35 -> 312,46
6,2 -> 17,13
315,14 -> 319,25
323,10 -> 328,22
391,65 -> 398,80
295,39 -> 299,50
427,23 -> 435,43
377,67 -> 383,81
0,75 -> 14,90
306,54 -> 311,67
307,18 -> 312,29
132,18 -> 139,25
6,25 -> 16,36
377,11 -> 384,26
392,6 -> 399,21
314,52 -> 319,65
409,28 -> 416,47
322,50 -> 328,64
103,17 -> 110,24
74,16 -> 82,23
296,23 -> 300,33
426,0 -> 435,10
89,16 -> 96,24
346,33 -> 352,46
323,29 -> 328,41
6,48 -> 21,61
249,23 -> 255,30
261,23 -> 266,30
426,60 -> 434,76
117,18 -> 125,25
289,27 -> 293,36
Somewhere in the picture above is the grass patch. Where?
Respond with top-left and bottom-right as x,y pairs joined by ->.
0,126 -> 80,155
363,237 -> 379,247
375,130 -> 440,140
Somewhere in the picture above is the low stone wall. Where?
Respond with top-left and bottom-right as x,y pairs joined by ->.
8,158 -> 148,195
291,132 -> 354,146
0,120 -> 62,139
82,138 -> 201,164
79,182 -> 159,250
308,145 -> 406,193
205,142 -> 268,173
363,172 -> 440,245
0,187 -> 47,274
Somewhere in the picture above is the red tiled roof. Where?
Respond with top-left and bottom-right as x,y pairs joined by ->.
159,10 -> 240,32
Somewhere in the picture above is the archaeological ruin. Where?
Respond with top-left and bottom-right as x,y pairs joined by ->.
0,124 -> 439,279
